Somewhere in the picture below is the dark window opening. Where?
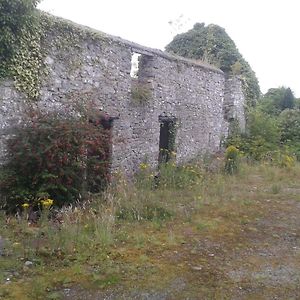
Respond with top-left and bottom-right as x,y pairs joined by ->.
158,116 -> 177,164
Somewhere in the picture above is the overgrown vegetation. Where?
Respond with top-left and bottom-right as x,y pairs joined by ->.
226,86 -> 300,163
165,23 -> 260,106
1,160 -> 300,299
224,145 -> 239,175
0,0 -> 43,99
0,109 -> 111,212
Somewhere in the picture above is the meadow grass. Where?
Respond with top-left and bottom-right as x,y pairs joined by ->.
1,160 -> 300,299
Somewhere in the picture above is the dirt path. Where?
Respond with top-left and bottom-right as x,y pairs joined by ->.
63,183 -> 300,299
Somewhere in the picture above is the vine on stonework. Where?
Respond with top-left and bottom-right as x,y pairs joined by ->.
10,24 -> 43,99
0,0 -> 43,100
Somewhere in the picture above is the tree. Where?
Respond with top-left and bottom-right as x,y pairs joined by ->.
165,23 -> 260,106
281,88 -> 295,110
279,109 -> 300,143
259,87 -> 295,115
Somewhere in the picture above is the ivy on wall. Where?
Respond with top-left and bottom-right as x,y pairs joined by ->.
0,0 -> 42,99
0,0 -> 125,100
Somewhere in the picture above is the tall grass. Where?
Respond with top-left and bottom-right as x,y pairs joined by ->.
1,158 -> 299,296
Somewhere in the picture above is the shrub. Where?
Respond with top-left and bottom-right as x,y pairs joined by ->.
226,109 -> 281,161
278,154 -> 295,168
0,111 -> 111,212
279,109 -> 300,145
224,146 -> 239,174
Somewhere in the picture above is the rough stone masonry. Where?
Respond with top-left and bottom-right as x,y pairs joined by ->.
0,13 -> 245,174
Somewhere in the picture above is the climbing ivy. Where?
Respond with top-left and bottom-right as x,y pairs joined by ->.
0,0 -> 42,99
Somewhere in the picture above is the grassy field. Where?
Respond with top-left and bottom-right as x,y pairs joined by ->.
0,161 -> 300,299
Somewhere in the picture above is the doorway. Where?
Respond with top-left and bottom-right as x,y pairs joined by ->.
158,116 -> 177,164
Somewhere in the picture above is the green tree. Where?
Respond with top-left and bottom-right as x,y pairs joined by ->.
259,87 -> 295,115
281,87 -> 295,110
279,109 -> 300,143
247,110 -> 280,146
165,23 -> 260,106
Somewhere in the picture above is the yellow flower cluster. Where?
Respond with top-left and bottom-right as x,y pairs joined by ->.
22,203 -> 29,209
40,199 -> 54,208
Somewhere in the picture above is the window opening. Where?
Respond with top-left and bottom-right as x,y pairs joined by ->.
130,52 -> 141,78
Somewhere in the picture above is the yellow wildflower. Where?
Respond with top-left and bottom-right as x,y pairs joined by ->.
140,163 -> 149,170
22,203 -> 29,209
41,199 -> 54,208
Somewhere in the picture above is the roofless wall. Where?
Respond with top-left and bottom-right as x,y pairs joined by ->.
0,13 -> 245,174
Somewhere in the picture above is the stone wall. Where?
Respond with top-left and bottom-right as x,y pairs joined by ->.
223,76 -> 246,133
0,14 -> 245,174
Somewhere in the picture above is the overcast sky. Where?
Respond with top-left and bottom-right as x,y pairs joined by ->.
38,0 -> 300,97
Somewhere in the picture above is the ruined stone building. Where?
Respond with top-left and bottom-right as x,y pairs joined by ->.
0,14 -> 245,174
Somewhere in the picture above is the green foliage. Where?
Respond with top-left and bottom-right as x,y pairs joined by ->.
278,109 -> 300,160
281,88 -> 295,110
165,23 -> 260,106
245,87 -> 300,161
226,109 -> 281,161
158,163 -> 203,189
259,87 -> 295,115
279,109 -> 300,143
0,0 -> 42,99
116,203 -> 172,222
0,0 -> 40,65
226,87 -> 300,163
0,110 -> 111,211
246,110 -> 280,146
224,146 -> 239,175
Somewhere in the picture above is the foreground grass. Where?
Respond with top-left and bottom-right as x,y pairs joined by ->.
1,162 -> 300,299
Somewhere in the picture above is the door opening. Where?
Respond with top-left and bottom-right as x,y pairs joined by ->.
158,116 -> 177,164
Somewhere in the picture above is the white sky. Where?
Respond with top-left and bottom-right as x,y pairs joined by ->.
38,0 -> 300,97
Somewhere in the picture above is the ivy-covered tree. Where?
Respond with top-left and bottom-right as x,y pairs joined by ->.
165,23 -> 260,107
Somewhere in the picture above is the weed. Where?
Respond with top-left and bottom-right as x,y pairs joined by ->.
224,146 -> 239,175
131,83 -> 151,104
271,184 -> 281,194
